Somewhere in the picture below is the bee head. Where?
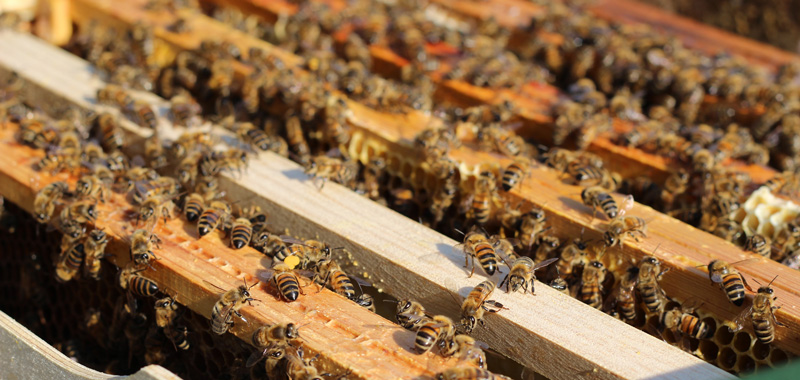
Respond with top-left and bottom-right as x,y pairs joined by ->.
603,231 -> 616,247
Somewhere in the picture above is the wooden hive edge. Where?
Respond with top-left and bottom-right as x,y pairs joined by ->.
0,29 -> 731,380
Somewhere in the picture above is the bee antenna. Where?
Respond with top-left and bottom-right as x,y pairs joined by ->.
652,243 -> 662,255
767,275 -> 779,288
454,228 -> 465,236
382,299 -> 399,303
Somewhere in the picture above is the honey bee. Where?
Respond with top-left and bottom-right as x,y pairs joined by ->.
745,234 -> 772,257
119,266 -> 159,297
199,149 -> 249,178
131,100 -> 158,129
84,229 -> 109,280
286,113 -> 311,165
467,170 -> 502,225
132,177 -> 181,205
144,135 -> 168,169
183,193 -> 205,222
616,267 -> 639,322
459,230 -> 501,277
549,276 -> 570,296
500,257 -> 558,295
501,157 -> 531,192
270,262 -> 308,302
92,113 -> 125,152
661,169 -> 689,211
129,229 -> 161,268
171,132 -> 214,159
154,297 -> 180,329
138,195 -> 175,228
247,322 -> 301,367
603,216 -> 647,247
230,217 -> 253,249
435,367 -> 512,380
175,153 -> 200,185
232,122 -> 273,152
459,280 -> 504,334
97,84 -> 134,110
314,258 -> 357,300
749,277 -> 789,346
706,259 -> 754,307
479,124 -> 526,157
555,237 -> 589,279
636,255 -> 669,314
304,155 -> 359,189
75,173 -> 110,203
55,241 -> 85,283
272,237 -> 327,267
362,157 -> 385,201
285,346 -> 325,380
514,206 -> 547,252
356,293 -> 375,312
164,326 -> 190,351
169,94 -> 201,127
396,299 -> 429,330
661,303 -> 711,340
415,315 -> 456,354
197,200 -> 232,237
36,151 -> 80,173
61,200 -> 98,226
429,157 -> 460,226
209,280 -> 258,335
440,334 -> 486,369
568,164 -> 619,190
106,150 -> 129,175
263,345 -> 287,379
578,261 -> 607,309
33,181 -> 69,223
581,186 -> 633,220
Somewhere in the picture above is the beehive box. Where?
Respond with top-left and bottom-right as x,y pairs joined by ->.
1,0 -> 800,379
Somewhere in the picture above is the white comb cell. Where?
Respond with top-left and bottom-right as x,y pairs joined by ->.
736,187 -> 800,239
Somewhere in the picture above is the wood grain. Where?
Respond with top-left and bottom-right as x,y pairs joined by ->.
0,29 -> 731,380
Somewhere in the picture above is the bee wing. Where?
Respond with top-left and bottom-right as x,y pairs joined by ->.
246,348 -> 269,368
710,273 -> 724,284
533,257 -> 559,271
617,195 -> 635,218
349,274 -> 372,288
279,235 -> 310,247
728,305 -> 754,333
257,268 -> 277,282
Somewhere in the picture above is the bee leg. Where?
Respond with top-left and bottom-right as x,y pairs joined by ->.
499,273 -> 509,292
468,255 -> 476,278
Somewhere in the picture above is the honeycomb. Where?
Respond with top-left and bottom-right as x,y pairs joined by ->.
0,202 -> 259,380
733,186 -> 800,240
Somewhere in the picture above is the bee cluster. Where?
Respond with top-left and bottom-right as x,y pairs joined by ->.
1,0 -> 799,377
636,0 -> 800,53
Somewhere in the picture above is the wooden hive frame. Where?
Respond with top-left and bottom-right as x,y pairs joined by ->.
0,25 -> 728,380
0,0 -> 798,378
